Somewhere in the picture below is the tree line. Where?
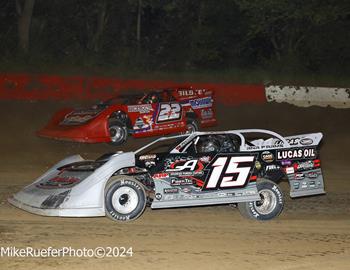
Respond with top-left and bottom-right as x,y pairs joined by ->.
1,0 -> 349,75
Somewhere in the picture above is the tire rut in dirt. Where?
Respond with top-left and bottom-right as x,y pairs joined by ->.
284,192 -> 350,214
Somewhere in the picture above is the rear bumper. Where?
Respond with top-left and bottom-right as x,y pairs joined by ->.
8,195 -> 105,217
200,118 -> 217,128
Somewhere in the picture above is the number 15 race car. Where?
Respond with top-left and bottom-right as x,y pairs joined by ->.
37,87 -> 217,145
8,129 -> 325,221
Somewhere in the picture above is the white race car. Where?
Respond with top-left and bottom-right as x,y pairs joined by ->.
8,129 -> 325,221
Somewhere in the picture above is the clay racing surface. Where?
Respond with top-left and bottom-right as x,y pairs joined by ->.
0,100 -> 349,269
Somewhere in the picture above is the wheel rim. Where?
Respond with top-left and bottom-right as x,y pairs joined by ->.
254,189 -> 277,215
109,126 -> 125,142
111,186 -> 139,214
185,123 -> 196,134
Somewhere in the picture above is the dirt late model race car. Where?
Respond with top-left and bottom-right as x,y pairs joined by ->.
37,87 -> 217,145
9,129 -> 325,221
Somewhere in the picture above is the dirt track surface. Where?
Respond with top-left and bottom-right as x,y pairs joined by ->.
0,100 -> 349,269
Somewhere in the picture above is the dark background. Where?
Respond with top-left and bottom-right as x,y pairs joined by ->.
1,0 -> 350,84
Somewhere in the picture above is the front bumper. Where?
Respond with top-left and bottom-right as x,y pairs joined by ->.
37,126 -> 110,143
8,195 -> 105,217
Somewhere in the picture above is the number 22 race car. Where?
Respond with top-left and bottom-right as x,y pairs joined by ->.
37,87 -> 217,145
8,129 -> 325,221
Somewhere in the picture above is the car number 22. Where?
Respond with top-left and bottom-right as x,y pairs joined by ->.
157,103 -> 182,122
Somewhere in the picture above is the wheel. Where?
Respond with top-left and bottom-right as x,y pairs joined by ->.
105,176 -> 147,222
108,119 -> 128,146
238,179 -> 284,221
184,119 -> 199,134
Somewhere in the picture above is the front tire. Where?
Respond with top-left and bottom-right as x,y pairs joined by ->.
108,119 -> 128,146
105,176 -> 147,222
238,179 -> 284,221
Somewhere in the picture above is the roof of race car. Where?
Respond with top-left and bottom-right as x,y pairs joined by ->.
134,129 -> 290,154
101,87 -> 200,105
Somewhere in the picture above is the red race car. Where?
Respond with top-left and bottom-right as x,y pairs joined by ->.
37,87 -> 217,145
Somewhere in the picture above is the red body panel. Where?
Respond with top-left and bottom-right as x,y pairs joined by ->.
37,88 -> 217,143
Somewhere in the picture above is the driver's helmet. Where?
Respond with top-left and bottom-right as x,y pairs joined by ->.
197,137 -> 220,153
148,94 -> 158,104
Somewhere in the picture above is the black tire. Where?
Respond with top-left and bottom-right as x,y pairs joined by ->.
238,179 -> 284,221
184,119 -> 199,134
108,119 -> 128,146
105,176 -> 147,222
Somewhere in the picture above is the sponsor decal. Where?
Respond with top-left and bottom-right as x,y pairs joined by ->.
306,171 -> 318,179
189,97 -> 212,109
166,159 -> 204,172
261,151 -> 274,163
287,138 -> 300,146
153,173 -> 169,179
133,117 -> 148,130
169,171 -> 204,177
255,161 -> 262,170
178,90 -> 195,96
61,109 -> 102,125
294,173 -> 305,180
281,160 -> 292,166
181,187 -> 192,193
128,104 -> 153,113
309,181 -> 316,188
293,182 -> 300,189
164,195 -> 176,200
171,178 -> 194,186
163,188 -> 179,194
265,164 -> 280,171
300,138 -> 313,145
139,154 -> 157,161
145,161 -> 156,167
37,176 -> 80,189
276,137 -> 314,146
62,115 -> 94,124
276,148 -> 316,160
293,160 -> 314,171
246,143 -> 284,150
301,182 -> 308,189
285,167 -> 295,174
201,108 -> 214,119
199,156 -> 211,163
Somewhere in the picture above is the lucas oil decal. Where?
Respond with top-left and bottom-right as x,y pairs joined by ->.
276,148 -> 316,160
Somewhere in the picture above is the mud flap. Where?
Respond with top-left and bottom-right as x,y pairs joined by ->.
288,168 -> 325,198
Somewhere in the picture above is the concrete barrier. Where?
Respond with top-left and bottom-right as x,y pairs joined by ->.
266,85 -> 350,108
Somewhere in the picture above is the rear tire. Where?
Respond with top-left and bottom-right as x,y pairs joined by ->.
184,119 -> 199,134
238,179 -> 284,221
105,176 -> 147,222
108,119 -> 128,146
